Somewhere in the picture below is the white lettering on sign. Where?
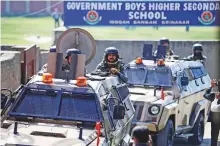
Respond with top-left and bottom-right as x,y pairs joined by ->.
66,2 -> 123,11
128,12 -> 167,20
183,2 -> 220,11
109,20 -> 130,24
133,20 -> 157,25
161,20 -> 190,25
125,3 -> 146,11
67,2 -> 220,12
148,3 -> 180,11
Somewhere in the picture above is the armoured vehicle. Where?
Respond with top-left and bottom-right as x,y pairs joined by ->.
0,28 -> 135,146
124,45 -> 211,146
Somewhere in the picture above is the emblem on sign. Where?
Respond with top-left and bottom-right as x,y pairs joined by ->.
83,10 -> 102,25
198,11 -> 215,25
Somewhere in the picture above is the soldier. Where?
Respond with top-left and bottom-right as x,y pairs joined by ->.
95,47 -> 128,83
154,37 -> 174,57
203,79 -> 220,146
52,8 -> 60,28
62,48 -> 87,75
187,43 -> 206,65
64,48 -> 81,63
131,125 -> 153,146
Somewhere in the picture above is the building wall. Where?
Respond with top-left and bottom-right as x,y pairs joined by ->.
1,0 -> 63,16
1,40 -> 219,92
10,1 -> 26,13
50,34 -> 220,79
1,52 -> 21,92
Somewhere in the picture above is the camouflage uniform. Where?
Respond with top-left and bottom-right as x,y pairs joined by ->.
154,49 -> 174,57
187,54 -> 206,64
154,37 -> 175,57
187,43 -> 206,66
95,60 -> 128,83
95,47 -> 128,83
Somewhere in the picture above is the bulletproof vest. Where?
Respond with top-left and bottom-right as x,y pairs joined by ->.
190,54 -> 206,61
103,61 -> 122,72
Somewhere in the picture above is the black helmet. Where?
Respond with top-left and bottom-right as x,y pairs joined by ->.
193,43 -> 203,52
65,48 -> 81,59
49,46 -> 56,52
104,47 -> 119,63
104,47 -> 119,56
159,37 -> 170,45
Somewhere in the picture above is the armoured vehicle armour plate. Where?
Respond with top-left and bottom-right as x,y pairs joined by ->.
0,28 -> 135,146
124,46 -> 212,146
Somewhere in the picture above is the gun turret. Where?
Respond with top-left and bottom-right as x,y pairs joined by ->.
47,28 -> 96,80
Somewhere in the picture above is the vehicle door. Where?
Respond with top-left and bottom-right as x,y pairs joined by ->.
189,67 -> 211,123
176,69 -> 195,126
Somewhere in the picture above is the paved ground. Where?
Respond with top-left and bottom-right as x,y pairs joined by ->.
174,123 -> 220,146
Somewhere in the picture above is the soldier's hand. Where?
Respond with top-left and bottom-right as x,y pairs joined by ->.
216,91 -> 220,99
110,68 -> 119,74
211,79 -> 217,88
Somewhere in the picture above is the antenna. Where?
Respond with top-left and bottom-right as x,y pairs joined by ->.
142,44 -> 153,60
156,45 -> 167,59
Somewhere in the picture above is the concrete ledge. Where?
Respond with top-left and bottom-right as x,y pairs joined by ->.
1,51 -> 21,91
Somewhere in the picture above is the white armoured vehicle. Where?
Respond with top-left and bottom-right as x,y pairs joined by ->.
124,45 -> 212,146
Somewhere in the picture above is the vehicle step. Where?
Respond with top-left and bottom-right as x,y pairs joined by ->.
175,133 -> 194,138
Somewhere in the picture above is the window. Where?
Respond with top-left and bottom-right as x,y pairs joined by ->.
200,66 -> 208,76
125,67 -> 172,87
137,105 -> 144,120
116,85 -> 130,101
98,84 -> 107,97
191,67 -> 204,79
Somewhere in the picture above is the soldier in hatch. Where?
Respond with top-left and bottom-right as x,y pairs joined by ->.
187,43 -> 206,65
95,47 -> 128,83
63,48 -> 87,75
39,47 -> 87,76
154,37 -> 175,57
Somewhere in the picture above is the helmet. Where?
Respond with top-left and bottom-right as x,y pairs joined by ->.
193,43 -> 203,52
66,48 -> 81,56
159,37 -> 170,45
49,46 -> 56,52
104,47 -> 119,56
104,47 -> 119,63
65,48 -> 81,59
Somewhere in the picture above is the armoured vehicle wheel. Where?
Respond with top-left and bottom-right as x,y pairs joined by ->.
188,113 -> 204,145
157,119 -> 174,146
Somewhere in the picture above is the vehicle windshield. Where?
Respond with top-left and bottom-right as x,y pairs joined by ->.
9,88 -> 103,123
124,66 -> 172,87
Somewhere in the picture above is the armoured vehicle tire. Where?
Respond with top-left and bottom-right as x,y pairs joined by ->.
188,113 -> 204,145
157,119 -> 174,146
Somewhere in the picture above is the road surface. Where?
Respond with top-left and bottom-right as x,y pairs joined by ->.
174,122 -> 220,146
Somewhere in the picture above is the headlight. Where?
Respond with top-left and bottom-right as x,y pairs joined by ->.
148,105 -> 160,115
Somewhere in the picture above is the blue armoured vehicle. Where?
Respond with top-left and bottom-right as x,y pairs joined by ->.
1,28 -> 135,146
124,44 -> 212,146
